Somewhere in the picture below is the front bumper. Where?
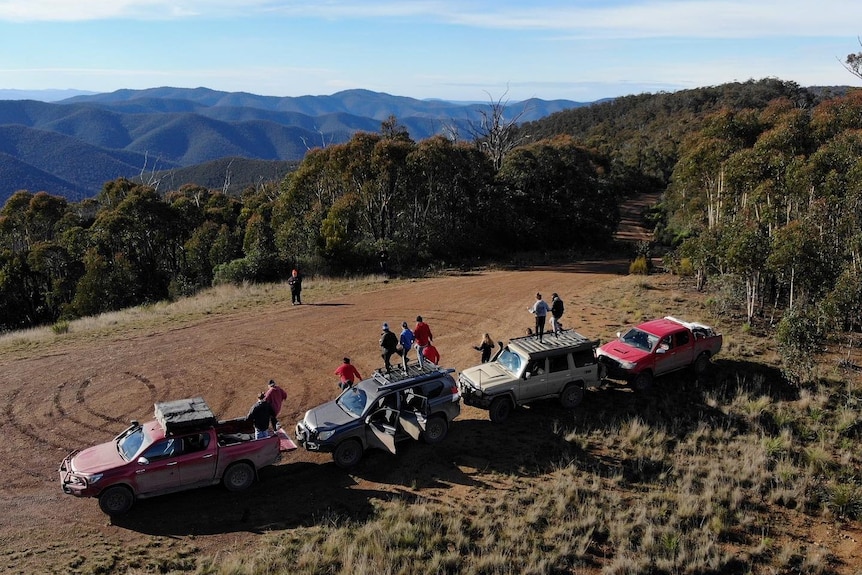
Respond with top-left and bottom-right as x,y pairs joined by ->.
457,380 -> 492,409
59,452 -> 95,498
294,423 -> 334,453
597,356 -> 635,381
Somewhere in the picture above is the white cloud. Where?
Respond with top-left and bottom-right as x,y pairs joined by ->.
1,0 -> 861,39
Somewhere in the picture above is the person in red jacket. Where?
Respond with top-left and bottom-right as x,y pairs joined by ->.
423,342 -> 440,365
413,315 -> 433,367
334,357 -> 362,390
264,379 -> 288,417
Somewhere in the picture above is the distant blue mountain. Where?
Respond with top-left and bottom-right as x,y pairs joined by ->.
0,87 -> 590,203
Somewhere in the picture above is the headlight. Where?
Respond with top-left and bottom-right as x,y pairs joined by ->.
317,430 -> 335,441
619,360 -> 636,370
87,473 -> 104,485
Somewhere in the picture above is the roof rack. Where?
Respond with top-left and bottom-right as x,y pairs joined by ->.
371,362 -> 455,388
507,329 -> 598,356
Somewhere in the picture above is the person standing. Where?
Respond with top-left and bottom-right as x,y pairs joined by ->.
334,357 -> 362,390
246,392 -> 277,439
263,379 -> 287,417
413,315 -> 433,368
528,293 -> 550,343
550,293 -> 565,336
379,322 -> 399,373
474,333 -> 495,363
423,342 -> 440,365
398,321 -> 415,372
288,268 -> 303,305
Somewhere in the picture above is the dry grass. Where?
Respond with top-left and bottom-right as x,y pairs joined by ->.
0,274 -> 393,357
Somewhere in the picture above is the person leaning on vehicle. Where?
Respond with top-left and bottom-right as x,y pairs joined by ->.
246,392 -> 278,439
335,357 -> 362,390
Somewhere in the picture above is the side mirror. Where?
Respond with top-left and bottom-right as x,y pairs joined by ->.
524,371 -> 531,380
616,331 -> 622,338
137,457 -> 150,465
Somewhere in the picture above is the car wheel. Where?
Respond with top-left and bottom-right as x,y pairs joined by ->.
223,462 -> 255,492
632,371 -> 653,392
422,415 -> 449,444
694,352 -> 710,375
98,485 -> 134,516
333,439 -> 364,468
488,396 -> 513,423
559,383 -> 585,409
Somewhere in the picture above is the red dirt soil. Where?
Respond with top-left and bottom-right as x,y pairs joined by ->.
1,192 -> 859,573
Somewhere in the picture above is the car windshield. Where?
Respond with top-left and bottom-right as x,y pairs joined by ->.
337,387 -> 369,417
620,328 -> 659,352
497,348 -> 524,375
117,426 -> 146,461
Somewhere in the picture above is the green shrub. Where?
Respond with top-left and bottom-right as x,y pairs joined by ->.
51,320 -> 70,334
629,255 -> 650,275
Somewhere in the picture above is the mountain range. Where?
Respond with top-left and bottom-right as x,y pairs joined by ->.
0,87 -> 590,204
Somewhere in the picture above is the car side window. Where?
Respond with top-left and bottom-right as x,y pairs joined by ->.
526,360 -> 544,376
548,354 -> 569,373
572,350 -> 595,368
142,438 -> 180,461
183,433 -> 209,453
676,330 -> 690,347
420,379 -> 443,399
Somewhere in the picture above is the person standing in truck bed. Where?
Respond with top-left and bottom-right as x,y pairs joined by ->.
247,393 -> 277,439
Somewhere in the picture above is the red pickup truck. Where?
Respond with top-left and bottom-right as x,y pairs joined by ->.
59,397 -> 296,516
596,316 -> 722,391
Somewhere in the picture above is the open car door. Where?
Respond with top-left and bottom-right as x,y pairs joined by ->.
398,389 -> 429,440
365,406 -> 399,454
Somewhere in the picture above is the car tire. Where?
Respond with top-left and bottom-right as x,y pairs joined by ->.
333,439 -> 364,468
488,396 -> 513,423
98,485 -> 135,516
223,462 -> 256,492
422,415 -> 449,444
632,371 -> 653,392
559,383 -> 585,409
694,352 -> 710,375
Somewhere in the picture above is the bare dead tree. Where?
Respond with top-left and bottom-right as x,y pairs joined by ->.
841,37 -> 862,80
467,88 -> 532,171
301,125 -> 335,152
139,150 -> 165,191
222,159 -> 234,195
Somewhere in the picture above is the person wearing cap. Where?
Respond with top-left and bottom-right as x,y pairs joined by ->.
287,268 -> 303,305
264,379 -> 288,416
335,357 -> 362,390
413,315 -> 433,368
246,392 -> 278,439
379,322 -> 399,373
398,321 -> 415,372
550,292 -> 565,337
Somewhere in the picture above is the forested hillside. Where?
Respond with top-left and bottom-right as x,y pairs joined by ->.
0,88 -> 586,203
2,78 -> 861,384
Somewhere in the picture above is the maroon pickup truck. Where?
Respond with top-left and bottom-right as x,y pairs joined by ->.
596,316 -> 722,391
59,397 -> 296,515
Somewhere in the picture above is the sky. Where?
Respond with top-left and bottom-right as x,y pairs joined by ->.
1,0 -> 861,103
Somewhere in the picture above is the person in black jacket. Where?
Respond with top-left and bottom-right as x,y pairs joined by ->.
474,333 -> 495,363
550,292 -> 565,336
246,392 -> 277,439
379,322 -> 399,373
288,269 -> 303,305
